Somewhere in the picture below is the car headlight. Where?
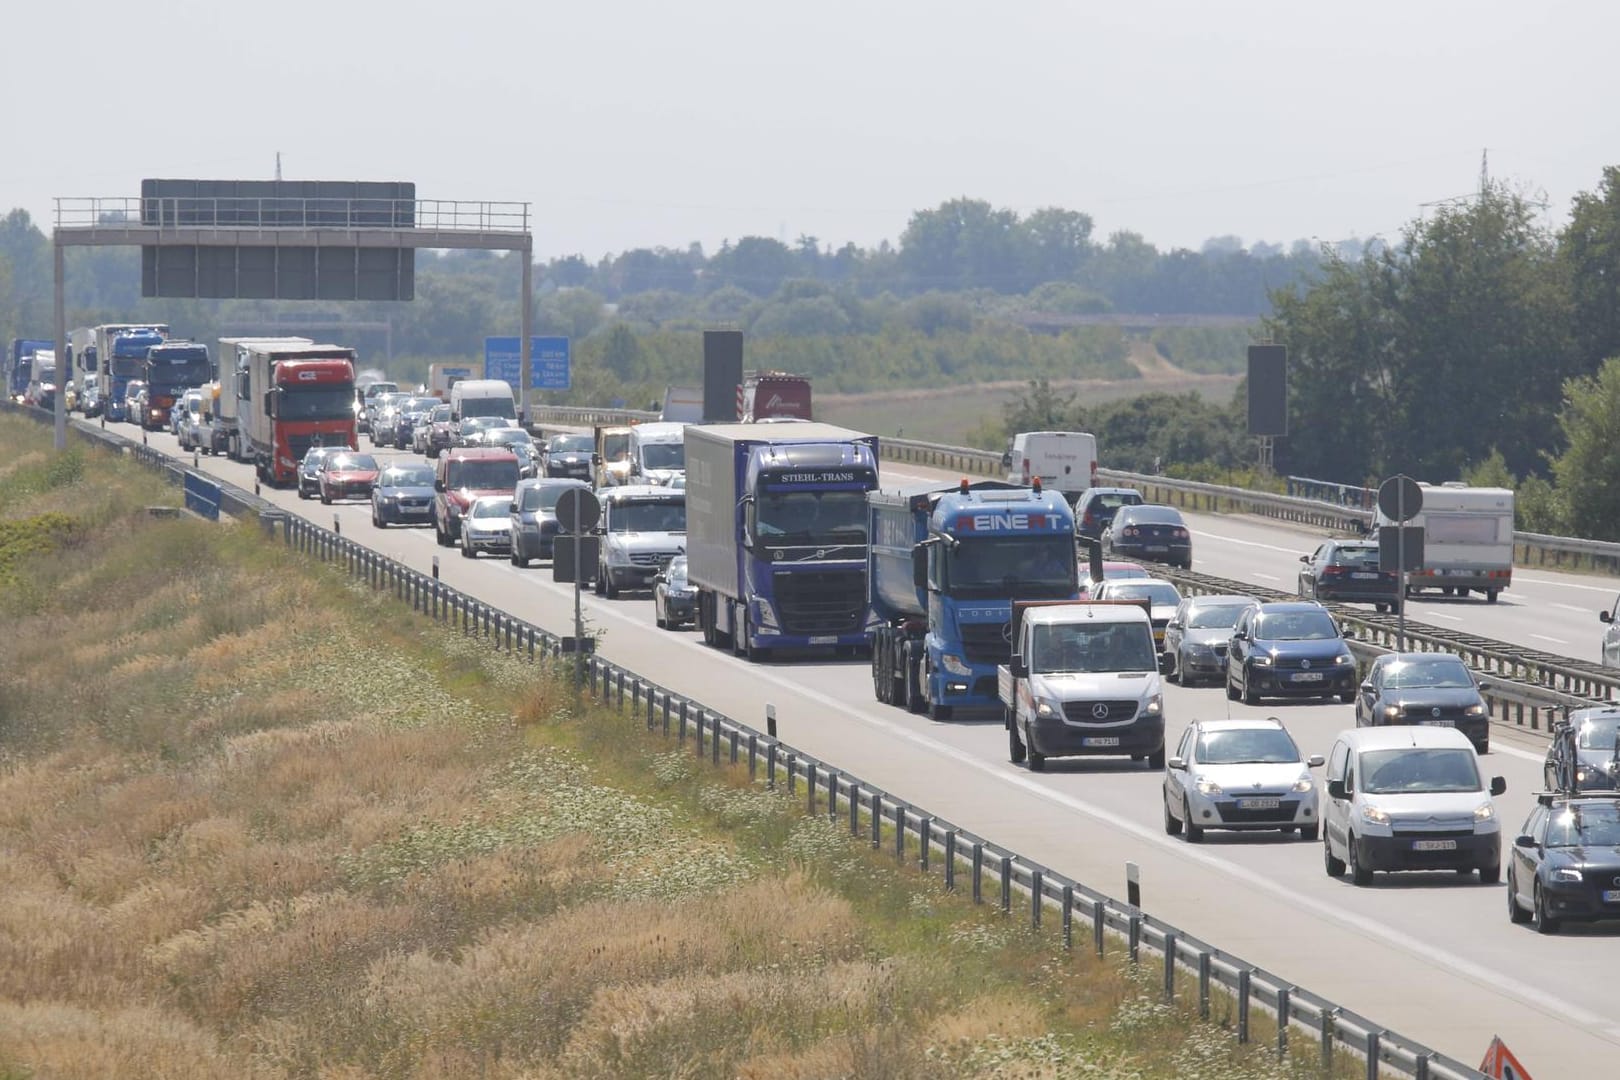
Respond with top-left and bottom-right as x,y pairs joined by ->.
1195,776 -> 1224,796
940,653 -> 972,676
1473,803 -> 1495,822
1251,654 -> 1273,667
1381,705 -> 1402,722
1551,867 -> 1584,883
1335,653 -> 1354,666
1034,698 -> 1062,719
1465,703 -> 1486,717
1291,775 -> 1315,793
1361,804 -> 1390,825
1144,694 -> 1162,716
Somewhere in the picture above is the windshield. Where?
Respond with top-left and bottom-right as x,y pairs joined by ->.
1103,582 -> 1181,607
947,536 -> 1076,596
755,490 -> 867,547
665,560 -> 689,588
1189,603 -> 1250,630
327,454 -> 378,471
1253,611 -> 1340,641
609,499 -> 686,532
1382,657 -> 1473,690
404,397 -> 437,413
1546,802 -> 1620,847
600,432 -> 630,462
472,498 -> 513,519
550,435 -> 592,454
1197,727 -> 1301,764
520,484 -> 582,512
381,466 -> 434,487
641,442 -> 685,469
430,405 -> 451,422
447,461 -> 519,490
365,383 -> 398,400
1576,715 -> 1620,751
1359,748 -> 1481,794
280,386 -> 356,421
1031,621 -> 1156,674
1089,493 -> 1140,513
460,394 -> 514,419
145,356 -> 211,389
486,429 -> 531,447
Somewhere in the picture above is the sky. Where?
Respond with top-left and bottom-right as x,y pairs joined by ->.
5,0 -> 1617,262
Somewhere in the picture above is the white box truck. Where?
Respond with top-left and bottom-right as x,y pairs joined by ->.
1002,431 -> 1099,505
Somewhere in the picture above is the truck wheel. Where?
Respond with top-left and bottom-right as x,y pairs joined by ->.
1027,742 -> 1046,772
871,638 -> 890,703
1487,589 -> 1500,603
1147,746 -> 1165,770
1007,712 -> 1026,764
929,700 -> 953,723
743,610 -> 770,663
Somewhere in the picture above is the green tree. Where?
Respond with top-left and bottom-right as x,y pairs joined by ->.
600,323 -> 646,382
706,237 -> 797,296
1548,357 -> 1620,539
1562,166 -> 1620,369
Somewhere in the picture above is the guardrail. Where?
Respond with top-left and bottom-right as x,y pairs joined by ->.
15,402 -> 1484,1079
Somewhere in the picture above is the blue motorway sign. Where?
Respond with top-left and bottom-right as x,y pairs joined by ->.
483,336 -> 571,390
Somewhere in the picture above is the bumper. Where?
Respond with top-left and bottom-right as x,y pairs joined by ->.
1177,648 -> 1227,681
1186,791 -> 1318,831
547,465 -> 592,480
1539,878 -> 1620,921
1372,716 -> 1490,751
464,531 -> 511,553
1113,543 -> 1191,564
1356,831 -> 1498,872
1248,667 -> 1356,697
606,564 -> 660,589
1027,715 -> 1164,759
323,485 -> 373,501
928,667 -> 1004,709
1314,584 -> 1399,604
661,596 -> 695,623
379,501 -> 434,523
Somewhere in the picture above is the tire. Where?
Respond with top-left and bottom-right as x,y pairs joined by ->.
1337,691 -> 1356,704
1375,603 -> 1389,613
1487,589 -> 1500,603
654,603 -> 666,630
1508,870 -> 1530,924
904,646 -> 925,715
1242,673 -> 1260,706
1184,798 -> 1204,843
460,538 -> 475,558
1008,713 -> 1027,764
372,506 -> 382,528
320,489 -> 331,505
743,611 -> 771,663
1167,652 -> 1181,685
1478,860 -> 1501,885
1163,794 -> 1183,835
930,700 -> 953,723
1533,882 -> 1560,934
298,486 -> 310,500
593,569 -> 605,596
1027,737 -> 1046,772
1300,822 -> 1320,843
1324,834 -> 1346,877
1147,746 -> 1165,770
602,569 -> 619,599
1225,673 -> 1239,701
1348,834 -> 1373,886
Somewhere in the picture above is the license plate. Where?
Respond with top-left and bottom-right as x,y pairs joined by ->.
1350,572 -> 1377,580
1291,671 -> 1324,682
1083,737 -> 1120,747
1422,719 -> 1455,727
1145,545 -> 1168,553
809,635 -> 838,645
1604,890 -> 1620,904
1411,839 -> 1458,851
1238,798 -> 1280,810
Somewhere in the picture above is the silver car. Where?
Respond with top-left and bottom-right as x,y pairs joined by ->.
1163,594 -> 1256,686
460,494 -> 515,558
1163,718 -> 1323,843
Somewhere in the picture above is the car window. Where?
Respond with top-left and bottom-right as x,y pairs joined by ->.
1527,805 -> 1547,844
1359,748 -> 1481,794
1545,803 -> 1620,847
1327,741 -> 1348,783
1576,714 -> 1620,750
1196,727 -> 1301,765
1253,610 -> 1339,641
1188,603 -> 1249,630
1331,545 -> 1381,567
1177,727 -> 1194,759
382,466 -> 433,487
472,498 -> 513,519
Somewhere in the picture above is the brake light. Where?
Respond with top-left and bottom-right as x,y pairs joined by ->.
1123,527 -> 1138,537
1082,511 -> 1094,526
1322,566 -> 1345,577
1172,528 -> 1188,538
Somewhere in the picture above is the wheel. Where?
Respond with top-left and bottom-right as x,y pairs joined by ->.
298,486 -> 310,500
1167,652 -> 1181,685
1300,823 -> 1319,842
372,506 -> 382,528
1147,746 -> 1165,770
654,601 -> 666,629
1184,798 -> 1204,842
743,610 -> 770,662
904,646 -> 925,715
1478,860 -> 1500,885
872,638 -> 890,703
1533,882 -> 1560,934
1008,712 -> 1027,764
1324,834 -> 1346,877
1027,736 -> 1046,772
1242,672 -> 1260,706
1375,603 -> 1389,613
1348,834 -> 1373,886
1225,674 -> 1239,701
1487,589 -> 1500,603
930,699 -> 953,722
1508,870 -> 1530,924
603,570 -> 619,599
460,537 -> 475,558
1163,794 -> 1182,835
320,489 -> 331,505
1337,691 -> 1355,704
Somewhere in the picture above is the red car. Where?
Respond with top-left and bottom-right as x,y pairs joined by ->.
317,452 -> 381,504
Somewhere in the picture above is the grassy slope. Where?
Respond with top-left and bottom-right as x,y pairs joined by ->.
0,414 -> 1340,1079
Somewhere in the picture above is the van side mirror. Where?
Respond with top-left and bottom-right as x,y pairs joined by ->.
434,479 -> 445,493
1000,451 -> 1012,469
1326,779 -> 1347,800
1490,776 -> 1507,797
1010,655 -> 1027,679
1158,654 -> 1173,675
1603,610 -> 1614,624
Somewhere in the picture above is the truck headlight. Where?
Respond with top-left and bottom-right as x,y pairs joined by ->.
754,599 -> 779,631
1034,698 -> 1061,719
1144,694 -> 1162,716
940,653 -> 971,676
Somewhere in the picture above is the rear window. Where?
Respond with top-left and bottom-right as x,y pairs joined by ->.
1089,492 -> 1142,512
447,459 -> 519,490
1331,545 -> 1380,567
1124,506 -> 1183,525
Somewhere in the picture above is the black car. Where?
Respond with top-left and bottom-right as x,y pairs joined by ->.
1226,601 -> 1357,704
1544,707 -> 1620,793
1074,486 -> 1144,543
1298,538 -> 1399,611
1102,504 -> 1192,570
1354,652 -> 1491,754
653,555 -> 695,629
297,446 -> 342,500
543,433 -> 595,480
371,461 -> 437,527
1508,791 -> 1620,933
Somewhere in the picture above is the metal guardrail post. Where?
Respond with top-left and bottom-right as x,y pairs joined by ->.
1276,987 -> 1290,1059
1198,951 -> 1211,1020
971,843 -> 983,903
918,816 -> 930,871
871,791 -> 882,849
786,753 -> 796,792
1000,855 -> 1011,913
1237,968 -> 1251,1043
1093,898 -> 1105,957
1128,913 -> 1141,963
1321,1007 -> 1336,1068
747,733 -> 757,779
894,805 -> 905,863
1061,885 -> 1073,949
1162,933 -> 1176,1001
806,762 -> 817,814
944,830 -> 956,890
1365,1032 -> 1381,1080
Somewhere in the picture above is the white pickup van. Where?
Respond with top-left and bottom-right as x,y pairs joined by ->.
1002,431 -> 1098,505
449,378 -> 517,424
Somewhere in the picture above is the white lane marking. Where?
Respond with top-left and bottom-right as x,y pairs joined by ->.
1554,602 -> 1593,614
1491,743 -> 1545,764
1517,574 -> 1620,596
1530,634 -> 1569,645
1424,612 -> 1463,622
1249,573 -> 1278,582
1190,530 -> 1312,556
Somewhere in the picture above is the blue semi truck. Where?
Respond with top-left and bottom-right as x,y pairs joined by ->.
94,325 -> 169,422
6,339 -> 53,401
868,480 -> 1081,721
684,422 -> 880,661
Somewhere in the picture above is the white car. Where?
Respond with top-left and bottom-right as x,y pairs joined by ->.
1163,718 -> 1323,842
460,495 -> 514,558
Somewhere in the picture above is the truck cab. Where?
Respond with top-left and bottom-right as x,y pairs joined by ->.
1000,600 -> 1169,771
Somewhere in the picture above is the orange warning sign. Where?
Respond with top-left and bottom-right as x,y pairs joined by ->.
1479,1036 -> 1534,1080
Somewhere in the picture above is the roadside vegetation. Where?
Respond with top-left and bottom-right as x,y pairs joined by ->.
0,413 -> 1353,1078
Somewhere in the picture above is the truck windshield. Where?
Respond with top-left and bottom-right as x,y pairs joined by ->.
145,357 -> 212,389
600,432 -> 630,462
279,387 -> 358,421
755,490 -> 868,547
947,536 -> 1075,598
640,442 -> 685,470
461,395 -> 514,419
609,500 -> 685,532
1031,622 -> 1156,674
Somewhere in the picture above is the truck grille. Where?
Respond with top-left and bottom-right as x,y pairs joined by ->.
959,621 -> 1012,664
773,569 -> 866,635
1061,699 -> 1141,723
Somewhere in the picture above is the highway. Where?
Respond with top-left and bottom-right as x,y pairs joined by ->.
133,424 -> 1620,1075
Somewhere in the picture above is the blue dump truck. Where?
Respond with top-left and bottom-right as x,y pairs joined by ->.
869,480 -> 1081,721
685,422 -> 880,661
6,339 -> 53,401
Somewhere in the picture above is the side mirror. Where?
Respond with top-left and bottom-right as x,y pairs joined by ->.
1299,554 -> 1310,563
912,544 -> 928,591
1326,779 -> 1347,800
1000,451 -> 1012,469
1477,681 -> 1491,694
1307,754 -> 1325,768
1340,627 -> 1355,641
1168,756 -> 1187,771
1158,654 -> 1173,675
1010,656 -> 1027,679
630,462 -> 641,476
434,480 -> 445,493
1490,776 -> 1507,797
1359,681 -> 1373,693
1604,610 -> 1614,624
1514,834 -> 1536,849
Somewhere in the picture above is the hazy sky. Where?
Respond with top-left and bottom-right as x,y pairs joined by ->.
6,1 -> 1616,261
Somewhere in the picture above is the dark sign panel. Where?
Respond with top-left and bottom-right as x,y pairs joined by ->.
1246,344 -> 1287,436
703,330 -> 743,424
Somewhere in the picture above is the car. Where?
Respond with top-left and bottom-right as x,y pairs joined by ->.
460,494 -> 515,558
174,388 -> 206,450
370,393 -> 412,447
371,461 -> 437,527
422,403 -> 455,457
508,477 -> 591,566
1164,594 -> 1256,686
434,447 -> 521,546
1322,725 -> 1506,886
1090,578 -> 1182,651
296,446 -> 343,500
653,555 -> 695,629
122,381 -> 147,425
1074,486 -> 1144,543
542,433 -> 595,480
359,381 -> 399,433
80,382 -> 103,418
459,416 -> 514,447
1354,652 -> 1491,754
1508,791 -> 1620,933
1163,718 -> 1324,842
1101,504 -> 1192,570
1226,600 -> 1357,705
317,452 -> 381,504
1298,538 -> 1399,612
1544,707 -> 1620,793
393,396 -> 440,450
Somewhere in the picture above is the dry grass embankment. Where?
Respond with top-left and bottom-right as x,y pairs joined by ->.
0,413 -> 1346,1079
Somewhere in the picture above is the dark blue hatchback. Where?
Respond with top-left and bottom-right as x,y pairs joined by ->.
1226,601 -> 1357,704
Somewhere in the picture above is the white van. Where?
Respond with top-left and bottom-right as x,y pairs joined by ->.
1003,431 -> 1098,504
450,378 -> 517,423
629,421 -> 687,486
1322,726 -> 1506,886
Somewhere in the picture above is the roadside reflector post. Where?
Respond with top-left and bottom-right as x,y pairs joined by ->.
333,514 -> 340,536
1126,860 -> 1141,909
432,556 -> 440,580
766,703 -> 777,739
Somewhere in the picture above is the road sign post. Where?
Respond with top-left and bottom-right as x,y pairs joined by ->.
555,487 -> 600,694
1378,475 -> 1423,650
